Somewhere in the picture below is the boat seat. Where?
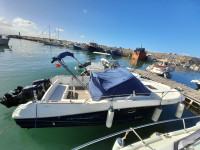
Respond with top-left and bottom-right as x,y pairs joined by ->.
49,84 -> 69,101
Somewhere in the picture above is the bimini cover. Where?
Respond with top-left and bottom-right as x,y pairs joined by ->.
89,68 -> 151,101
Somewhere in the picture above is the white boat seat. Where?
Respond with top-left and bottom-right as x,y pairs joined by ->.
49,84 -> 69,101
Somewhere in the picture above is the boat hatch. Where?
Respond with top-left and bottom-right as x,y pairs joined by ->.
145,85 -> 158,90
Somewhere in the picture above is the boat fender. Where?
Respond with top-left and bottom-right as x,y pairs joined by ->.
106,108 -> 115,128
112,138 -> 124,150
175,103 -> 185,118
152,107 -> 162,122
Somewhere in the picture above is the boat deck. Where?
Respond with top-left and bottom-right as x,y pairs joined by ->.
66,86 -> 91,100
135,69 -> 200,109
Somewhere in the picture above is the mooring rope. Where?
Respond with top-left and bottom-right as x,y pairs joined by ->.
0,122 -> 15,135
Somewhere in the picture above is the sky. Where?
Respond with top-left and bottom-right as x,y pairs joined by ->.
0,0 -> 200,57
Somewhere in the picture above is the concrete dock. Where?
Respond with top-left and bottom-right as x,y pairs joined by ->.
135,69 -> 200,109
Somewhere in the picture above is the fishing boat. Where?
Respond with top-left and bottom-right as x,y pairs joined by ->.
0,35 -> 9,45
44,40 -> 61,46
73,116 -> 200,150
65,43 -> 74,49
87,42 -> 103,52
147,54 -> 156,62
131,47 -> 146,61
191,80 -> 200,89
12,52 -> 185,128
146,59 -> 175,78
73,44 -> 83,50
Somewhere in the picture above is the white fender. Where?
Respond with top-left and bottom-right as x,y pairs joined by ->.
106,108 -> 115,128
152,107 -> 162,122
175,103 -> 185,118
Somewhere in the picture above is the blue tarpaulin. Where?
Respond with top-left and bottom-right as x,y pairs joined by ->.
89,68 -> 151,101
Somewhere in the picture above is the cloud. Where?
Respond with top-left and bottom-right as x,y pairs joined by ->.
0,18 -> 17,35
83,9 -> 87,14
0,17 -> 40,36
0,17 -> 66,39
13,17 -> 36,28
80,35 -> 85,38
0,18 -> 13,27
56,28 -> 64,32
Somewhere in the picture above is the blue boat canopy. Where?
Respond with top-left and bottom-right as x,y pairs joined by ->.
89,68 -> 151,101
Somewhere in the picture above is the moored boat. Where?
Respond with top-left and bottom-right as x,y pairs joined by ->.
80,52 -> 134,75
73,116 -> 200,150
191,80 -> 200,89
11,52 -> 184,128
87,42 -> 103,52
65,43 -> 74,49
73,44 -> 83,50
146,59 -> 175,78
131,47 -> 146,61
0,35 -> 9,45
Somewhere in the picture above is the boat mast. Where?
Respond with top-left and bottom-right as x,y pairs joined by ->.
49,25 -> 51,41
58,28 -> 59,40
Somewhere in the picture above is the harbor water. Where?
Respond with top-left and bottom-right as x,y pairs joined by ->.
0,39 -> 200,150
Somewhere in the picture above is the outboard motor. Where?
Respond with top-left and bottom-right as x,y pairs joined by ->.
32,79 -> 51,91
80,70 -> 90,76
78,61 -> 91,68
0,92 -> 24,108
12,86 -> 23,95
22,85 -> 43,101
78,62 -> 91,76
0,83 -> 45,108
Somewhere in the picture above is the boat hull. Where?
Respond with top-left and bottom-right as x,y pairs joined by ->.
14,107 -> 154,128
88,46 -> 103,52
0,39 -> 9,45
73,46 -> 82,50
197,83 -> 200,89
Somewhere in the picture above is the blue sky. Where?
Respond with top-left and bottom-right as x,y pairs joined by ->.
0,0 -> 200,57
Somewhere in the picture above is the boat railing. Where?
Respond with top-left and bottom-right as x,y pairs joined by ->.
72,116 -> 200,150
84,90 -> 183,103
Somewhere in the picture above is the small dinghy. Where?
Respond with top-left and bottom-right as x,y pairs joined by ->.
12,52 -> 185,128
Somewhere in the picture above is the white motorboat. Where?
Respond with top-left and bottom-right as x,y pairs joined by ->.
12,52 -> 185,128
80,52 -> 134,76
65,43 -> 75,49
73,116 -> 200,150
147,54 -> 156,62
146,59 -> 175,78
191,80 -> 200,89
0,35 -> 9,45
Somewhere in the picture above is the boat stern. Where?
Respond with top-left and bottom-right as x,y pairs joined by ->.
12,101 -> 36,119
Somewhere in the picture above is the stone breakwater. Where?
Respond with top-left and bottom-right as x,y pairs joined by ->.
8,35 -> 200,70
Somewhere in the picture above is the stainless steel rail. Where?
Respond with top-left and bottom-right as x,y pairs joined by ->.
72,116 -> 200,150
